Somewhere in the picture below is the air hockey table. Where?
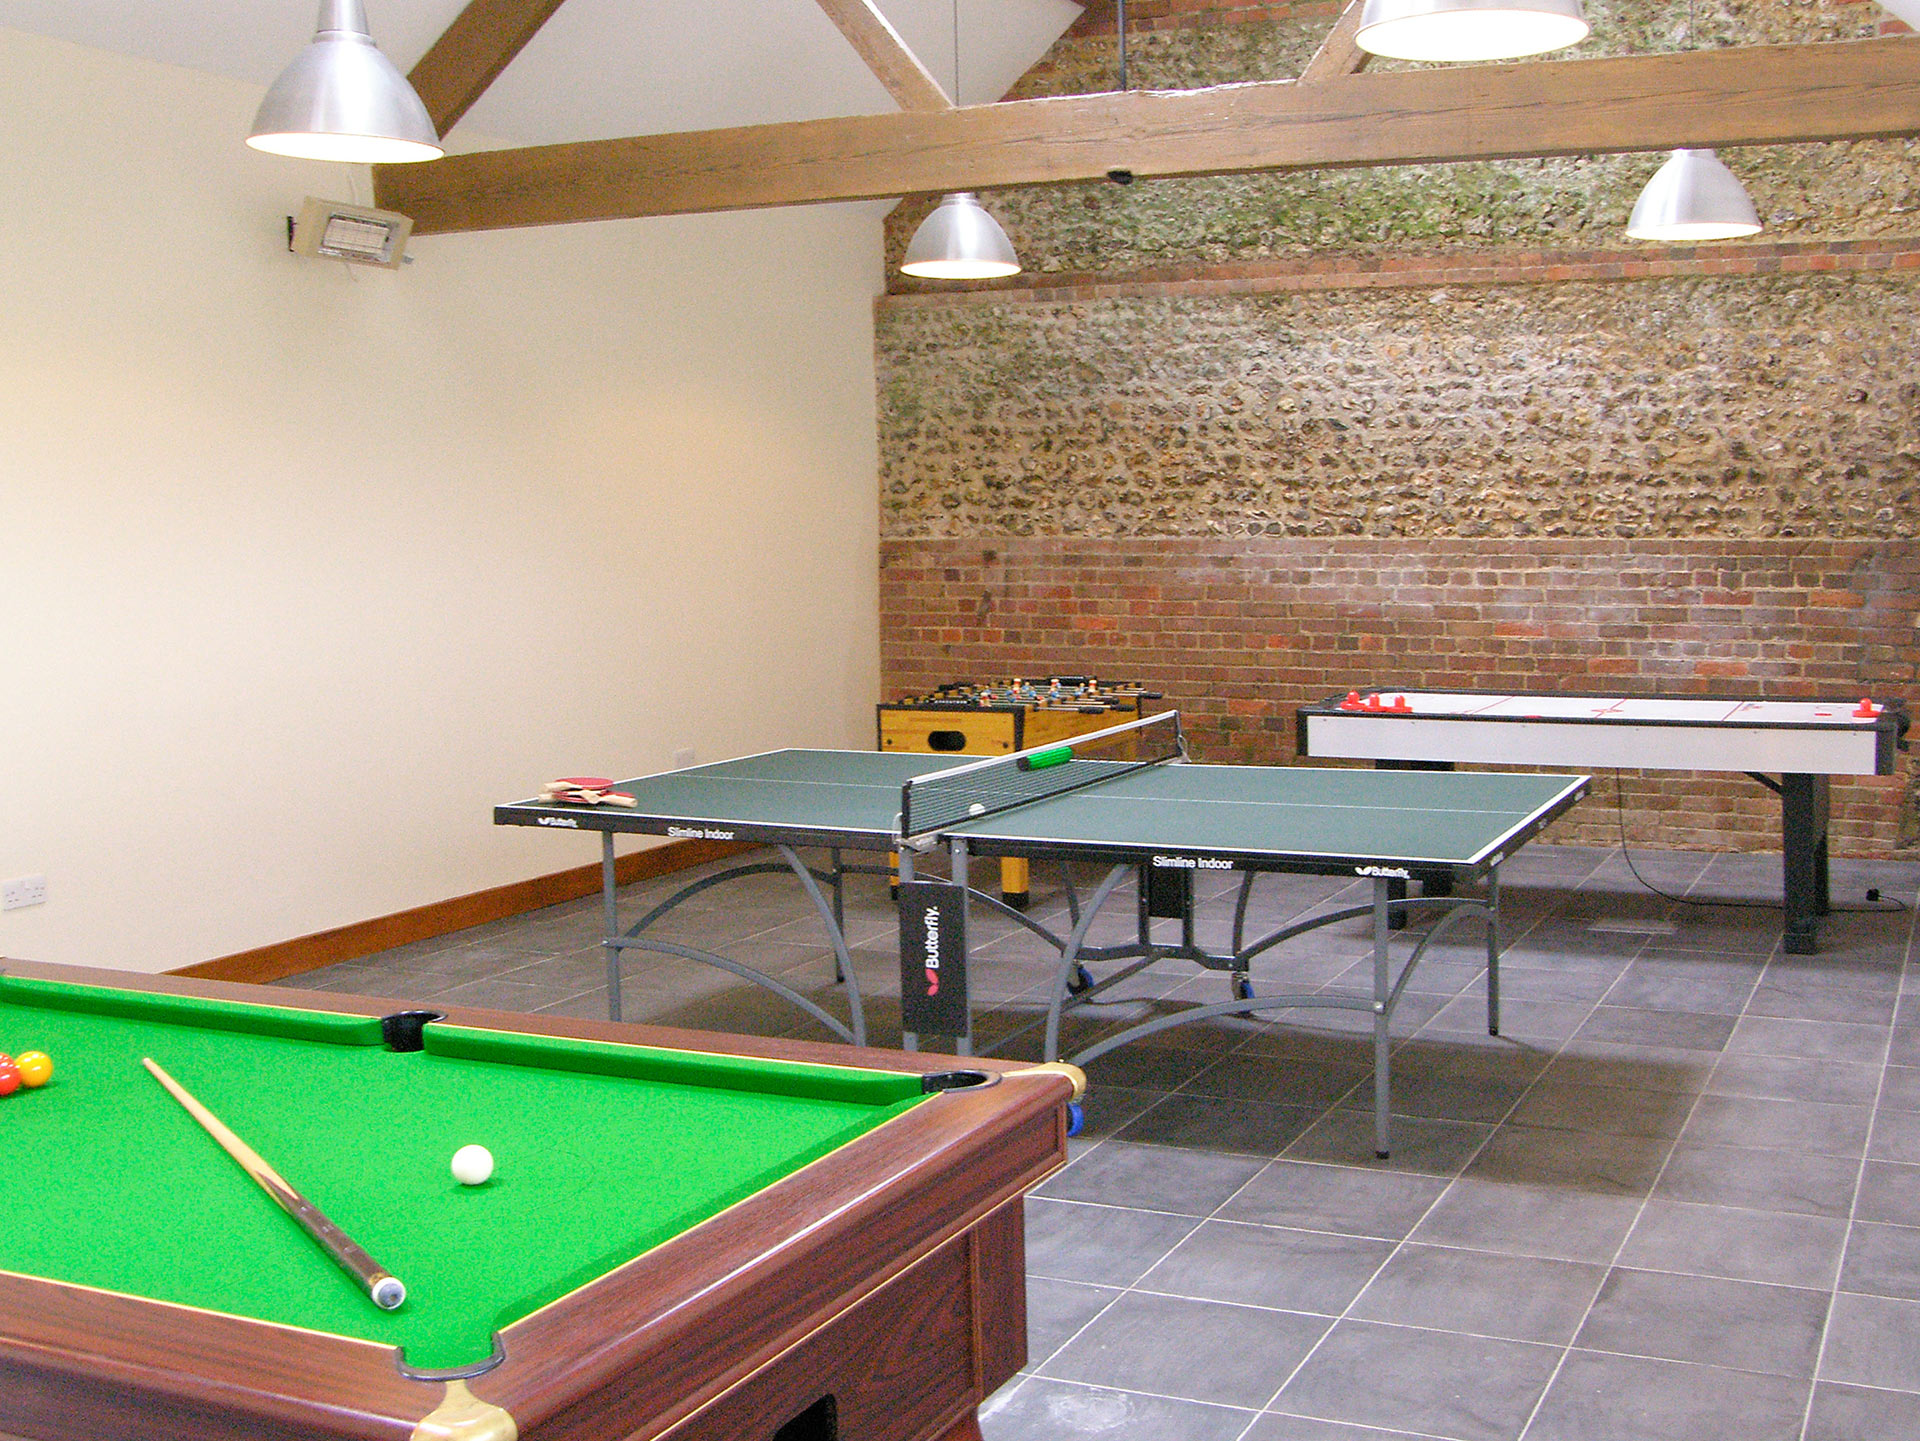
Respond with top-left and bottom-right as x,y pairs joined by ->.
1296,689 -> 1908,954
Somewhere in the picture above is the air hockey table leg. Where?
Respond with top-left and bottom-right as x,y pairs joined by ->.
1781,773 -> 1830,956
1375,759 -> 1455,928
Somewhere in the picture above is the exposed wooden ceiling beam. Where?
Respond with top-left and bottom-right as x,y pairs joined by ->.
407,0 -> 573,136
1299,0 -> 1371,84
377,37 -> 1920,235
814,0 -> 953,111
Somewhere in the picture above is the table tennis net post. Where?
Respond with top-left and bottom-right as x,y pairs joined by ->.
898,710 -> 1185,842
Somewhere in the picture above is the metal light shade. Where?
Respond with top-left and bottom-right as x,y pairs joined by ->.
248,0 -> 442,164
900,193 -> 1021,280
1355,0 -> 1589,61
1626,149 -> 1762,241
1880,0 -> 1920,31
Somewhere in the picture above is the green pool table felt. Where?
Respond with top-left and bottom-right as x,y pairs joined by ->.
0,976 -> 928,1371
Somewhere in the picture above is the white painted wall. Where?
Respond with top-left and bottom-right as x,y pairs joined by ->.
0,28 -> 885,971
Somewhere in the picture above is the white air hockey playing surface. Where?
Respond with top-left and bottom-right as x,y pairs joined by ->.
1298,692 -> 1899,775
1387,694 -> 1875,725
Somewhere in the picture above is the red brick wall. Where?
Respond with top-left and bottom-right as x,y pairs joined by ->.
879,537 -> 1919,855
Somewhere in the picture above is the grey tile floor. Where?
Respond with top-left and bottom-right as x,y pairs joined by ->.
279,842 -> 1920,1441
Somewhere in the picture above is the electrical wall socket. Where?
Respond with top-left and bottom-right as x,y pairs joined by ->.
672,748 -> 696,769
2,875 -> 47,910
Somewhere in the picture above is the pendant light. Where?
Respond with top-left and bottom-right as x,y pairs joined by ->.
901,193 -> 1021,279
1355,0 -> 1590,62
1626,148 -> 1761,241
899,0 -> 1020,280
248,0 -> 443,164
1623,3 -> 1759,242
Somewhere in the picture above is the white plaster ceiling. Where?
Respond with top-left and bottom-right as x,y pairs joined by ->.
0,0 -> 1085,147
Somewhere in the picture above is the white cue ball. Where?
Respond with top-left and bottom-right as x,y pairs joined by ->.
451,1144 -> 494,1186
968,803 -> 986,815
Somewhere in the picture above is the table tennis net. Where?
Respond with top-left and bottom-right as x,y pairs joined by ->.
899,710 -> 1184,841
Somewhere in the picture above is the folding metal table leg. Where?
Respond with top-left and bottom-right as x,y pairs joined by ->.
899,846 -> 919,1052
1372,879 -> 1392,1160
1485,865 -> 1502,1036
949,842 -> 974,1057
601,833 -> 623,1022
830,846 -> 846,983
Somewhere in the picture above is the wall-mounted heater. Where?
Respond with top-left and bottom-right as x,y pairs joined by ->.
287,197 -> 413,268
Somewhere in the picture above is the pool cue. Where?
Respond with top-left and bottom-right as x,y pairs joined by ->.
141,1057 -> 406,1311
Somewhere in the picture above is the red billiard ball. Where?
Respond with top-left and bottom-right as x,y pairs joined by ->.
0,1057 -> 19,1098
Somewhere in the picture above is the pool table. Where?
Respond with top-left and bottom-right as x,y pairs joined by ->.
0,960 -> 1078,1441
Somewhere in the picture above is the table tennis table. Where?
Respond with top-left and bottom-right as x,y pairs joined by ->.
497,714 -> 1589,1155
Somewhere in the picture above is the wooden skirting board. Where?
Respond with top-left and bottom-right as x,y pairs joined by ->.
173,838 -> 751,986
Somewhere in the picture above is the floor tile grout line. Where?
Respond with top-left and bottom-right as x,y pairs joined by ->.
1011,1279 -> 1132,1388
1454,880 -> 1672,1441
1505,841 -> 1682,1441
1116,1268 -> 1842,1357
1536,1337 -> 1834,1382
987,843 -> 1624,1431
1164,1224 -> 1858,1298
1240,1411 -> 1466,1441
1235,845 -> 1630,1423
1795,883 -> 1920,1441
1077,1289 -> 1856,1380
1799,1138 -> 1879,1441
1513,904 -> 1777,1441
984,1371 -> 1268,1430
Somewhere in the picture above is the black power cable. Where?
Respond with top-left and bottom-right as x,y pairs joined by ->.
1611,769 -> 1907,915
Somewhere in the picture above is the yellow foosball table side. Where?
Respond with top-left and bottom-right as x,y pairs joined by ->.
876,678 -> 1165,909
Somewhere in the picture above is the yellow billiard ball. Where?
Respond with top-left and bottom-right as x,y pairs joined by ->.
14,1052 -> 51,1088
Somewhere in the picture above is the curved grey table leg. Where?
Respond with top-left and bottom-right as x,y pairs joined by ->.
1043,864 -> 1133,1063
777,844 -> 867,1047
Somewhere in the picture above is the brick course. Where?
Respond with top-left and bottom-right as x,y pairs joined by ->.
881,237 -> 1920,309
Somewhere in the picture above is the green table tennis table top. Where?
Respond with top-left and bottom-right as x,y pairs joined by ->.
496,750 -> 1588,876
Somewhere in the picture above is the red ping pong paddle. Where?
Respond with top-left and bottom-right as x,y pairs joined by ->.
541,777 -> 638,807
